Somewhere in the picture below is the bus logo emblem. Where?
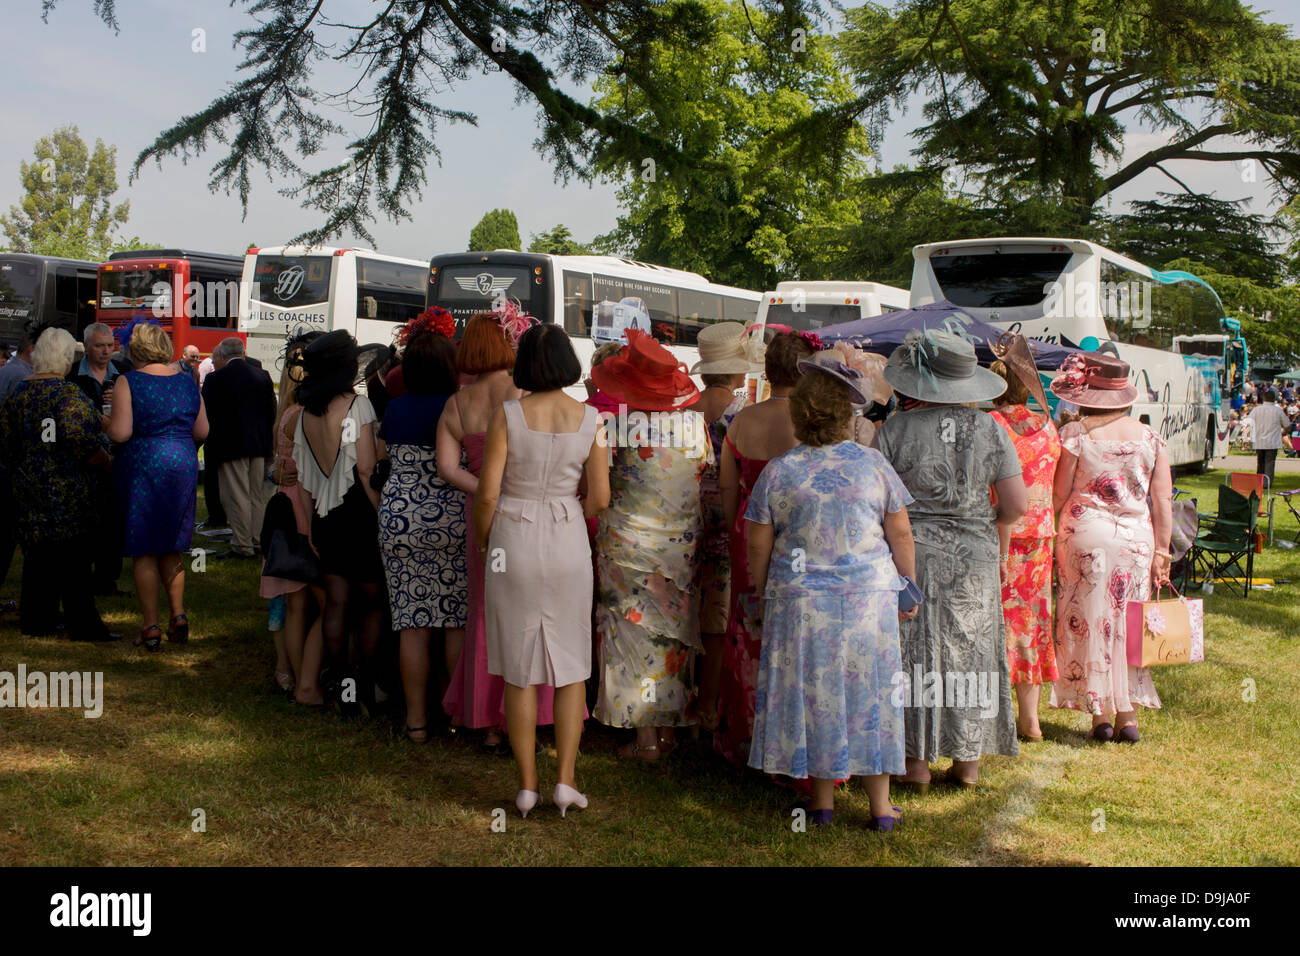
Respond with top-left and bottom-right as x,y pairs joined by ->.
454,273 -> 515,297
274,266 -> 306,301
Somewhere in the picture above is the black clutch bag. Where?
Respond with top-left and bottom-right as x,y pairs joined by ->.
259,492 -> 321,583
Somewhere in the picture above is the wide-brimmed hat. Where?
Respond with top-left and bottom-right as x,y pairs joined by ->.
884,329 -> 1008,404
1050,352 -> 1138,407
690,322 -> 751,375
990,331 -> 1051,412
797,350 -> 871,405
590,329 -> 699,411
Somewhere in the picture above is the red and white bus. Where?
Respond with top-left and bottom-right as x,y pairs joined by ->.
97,249 -> 245,359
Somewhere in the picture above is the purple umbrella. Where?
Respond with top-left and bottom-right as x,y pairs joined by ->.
815,300 -> 1082,370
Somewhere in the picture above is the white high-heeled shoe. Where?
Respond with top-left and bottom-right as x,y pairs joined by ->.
552,783 -> 588,818
515,789 -> 540,818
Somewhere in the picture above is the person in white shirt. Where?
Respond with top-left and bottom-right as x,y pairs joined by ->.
1246,389 -> 1291,485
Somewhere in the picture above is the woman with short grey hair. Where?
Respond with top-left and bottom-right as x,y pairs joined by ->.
0,328 -> 120,641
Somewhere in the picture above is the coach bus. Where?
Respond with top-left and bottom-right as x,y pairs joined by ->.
425,251 -> 762,376
756,280 -> 909,331
238,245 -> 428,370
0,253 -> 98,348
98,249 -> 245,360
910,237 -> 1246,470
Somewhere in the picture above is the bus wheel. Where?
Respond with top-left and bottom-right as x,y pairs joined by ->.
1194,426 -> 1213,474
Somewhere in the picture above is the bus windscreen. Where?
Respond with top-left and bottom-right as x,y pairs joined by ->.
0,258 -> 41,326
433,264 -> 536,328
100,267 -> 172,311
930,252 -> 1072,309
251,254 -> 332,308
765,302 -> 861,331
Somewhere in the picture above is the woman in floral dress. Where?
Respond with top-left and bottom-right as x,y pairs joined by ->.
988,358 -> 1061,741
875,331 -> 1026,789
592,331 -> 710,760
714,331 -> 816,767
1049,353 -> 1172,743
746,354 -> 916,829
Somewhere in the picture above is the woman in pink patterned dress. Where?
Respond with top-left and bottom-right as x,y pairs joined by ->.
989,359 -> 1060,741
1049,354 -> 1173,744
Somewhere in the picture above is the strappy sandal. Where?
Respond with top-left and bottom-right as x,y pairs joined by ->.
618,741 -> 661,762
403,725 -> 429,744
167,613 -> 189,644
139,624 -> 162,652
657,734 -> 677,757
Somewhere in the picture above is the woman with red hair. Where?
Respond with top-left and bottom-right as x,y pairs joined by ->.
437,308 -> 556,750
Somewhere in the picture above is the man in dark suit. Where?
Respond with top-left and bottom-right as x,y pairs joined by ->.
202,337 -> 276,558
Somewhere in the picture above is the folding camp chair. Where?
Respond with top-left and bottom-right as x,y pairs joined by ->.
1275,490 -> 1300,549
1187,485 -> 1259,597
1226,472 -> 1275,546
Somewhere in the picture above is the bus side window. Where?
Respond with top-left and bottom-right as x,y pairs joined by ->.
76,272 -> 97,338
677,289 -> 721,346
190,269 -> 241,328
563,271 -> 591,336
722,295 -> 758,326
358,261 -> 426,323
55,269 -> 79,323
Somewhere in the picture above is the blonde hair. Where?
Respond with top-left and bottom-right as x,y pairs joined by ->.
129,324 -> 174,366
990,360 -> 1028,406
31,327 -> 77,375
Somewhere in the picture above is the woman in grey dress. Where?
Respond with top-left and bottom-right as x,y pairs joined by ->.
874,330 -> 1027,789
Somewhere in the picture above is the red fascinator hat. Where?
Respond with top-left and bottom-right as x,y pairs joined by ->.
589,330 -> 700,412
397,306 -> 455,347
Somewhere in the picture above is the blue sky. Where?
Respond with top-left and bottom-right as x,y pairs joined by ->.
2,0 -> 1298,270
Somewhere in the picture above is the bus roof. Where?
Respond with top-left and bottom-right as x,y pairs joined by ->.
0,252 -> 98,269
770,279 -> 909,296
432,250 -> 759,296
252,244 -> 426,266
912,236 -> 1156,278
108,249 -> 244,266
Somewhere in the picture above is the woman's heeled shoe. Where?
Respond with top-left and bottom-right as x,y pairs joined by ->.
139,624 -> 162,652
167,613 -> 188,644
553,783 -> 588,818
515,790 -> 540,818
1114,724 -> 1139,743
867,810 -> 901,832
891,775 -> 931,795
1090,722 -> 1115,742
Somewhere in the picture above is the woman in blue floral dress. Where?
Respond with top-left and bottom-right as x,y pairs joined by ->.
745,353 -> 917,829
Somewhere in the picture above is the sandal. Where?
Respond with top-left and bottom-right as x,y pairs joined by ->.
618,741 -> 661,762
479,730 -> 510,756
657,733 -> 677,757
403,725 -> 429,744
139,624 -> 162,652
274,670 -> 295,693
167,613 -> 189,644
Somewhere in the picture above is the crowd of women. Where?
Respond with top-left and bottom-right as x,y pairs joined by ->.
1,304 -> 1175,829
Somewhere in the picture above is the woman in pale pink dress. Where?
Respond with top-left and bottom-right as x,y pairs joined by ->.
1050,353 -> 1173,743
438,311 -> 556,750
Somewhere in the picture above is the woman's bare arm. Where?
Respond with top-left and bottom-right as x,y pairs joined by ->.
474,406 -> 509,552
583,421 -> 611,519
106,375 -> 133,443
436,396 -> 480,495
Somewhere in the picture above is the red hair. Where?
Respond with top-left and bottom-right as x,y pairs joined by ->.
457,313 -> 515,375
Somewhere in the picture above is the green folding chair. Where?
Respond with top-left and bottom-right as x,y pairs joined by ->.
1187,485 -> 1259,597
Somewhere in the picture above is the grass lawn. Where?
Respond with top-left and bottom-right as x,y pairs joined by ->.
2,467 -> 1298,867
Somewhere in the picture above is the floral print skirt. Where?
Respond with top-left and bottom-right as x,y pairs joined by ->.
1003,536 -> 1058,685
1050,513 -> 1162,715
748,589 -> 906,780
594,562 -> 699,728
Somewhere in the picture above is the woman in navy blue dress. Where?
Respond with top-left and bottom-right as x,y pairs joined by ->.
108,322 -> 209,650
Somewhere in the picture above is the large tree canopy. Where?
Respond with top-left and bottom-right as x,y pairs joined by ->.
592,0 -> 868,289
836,0 -> 1300,225
46,0 -> 822,245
